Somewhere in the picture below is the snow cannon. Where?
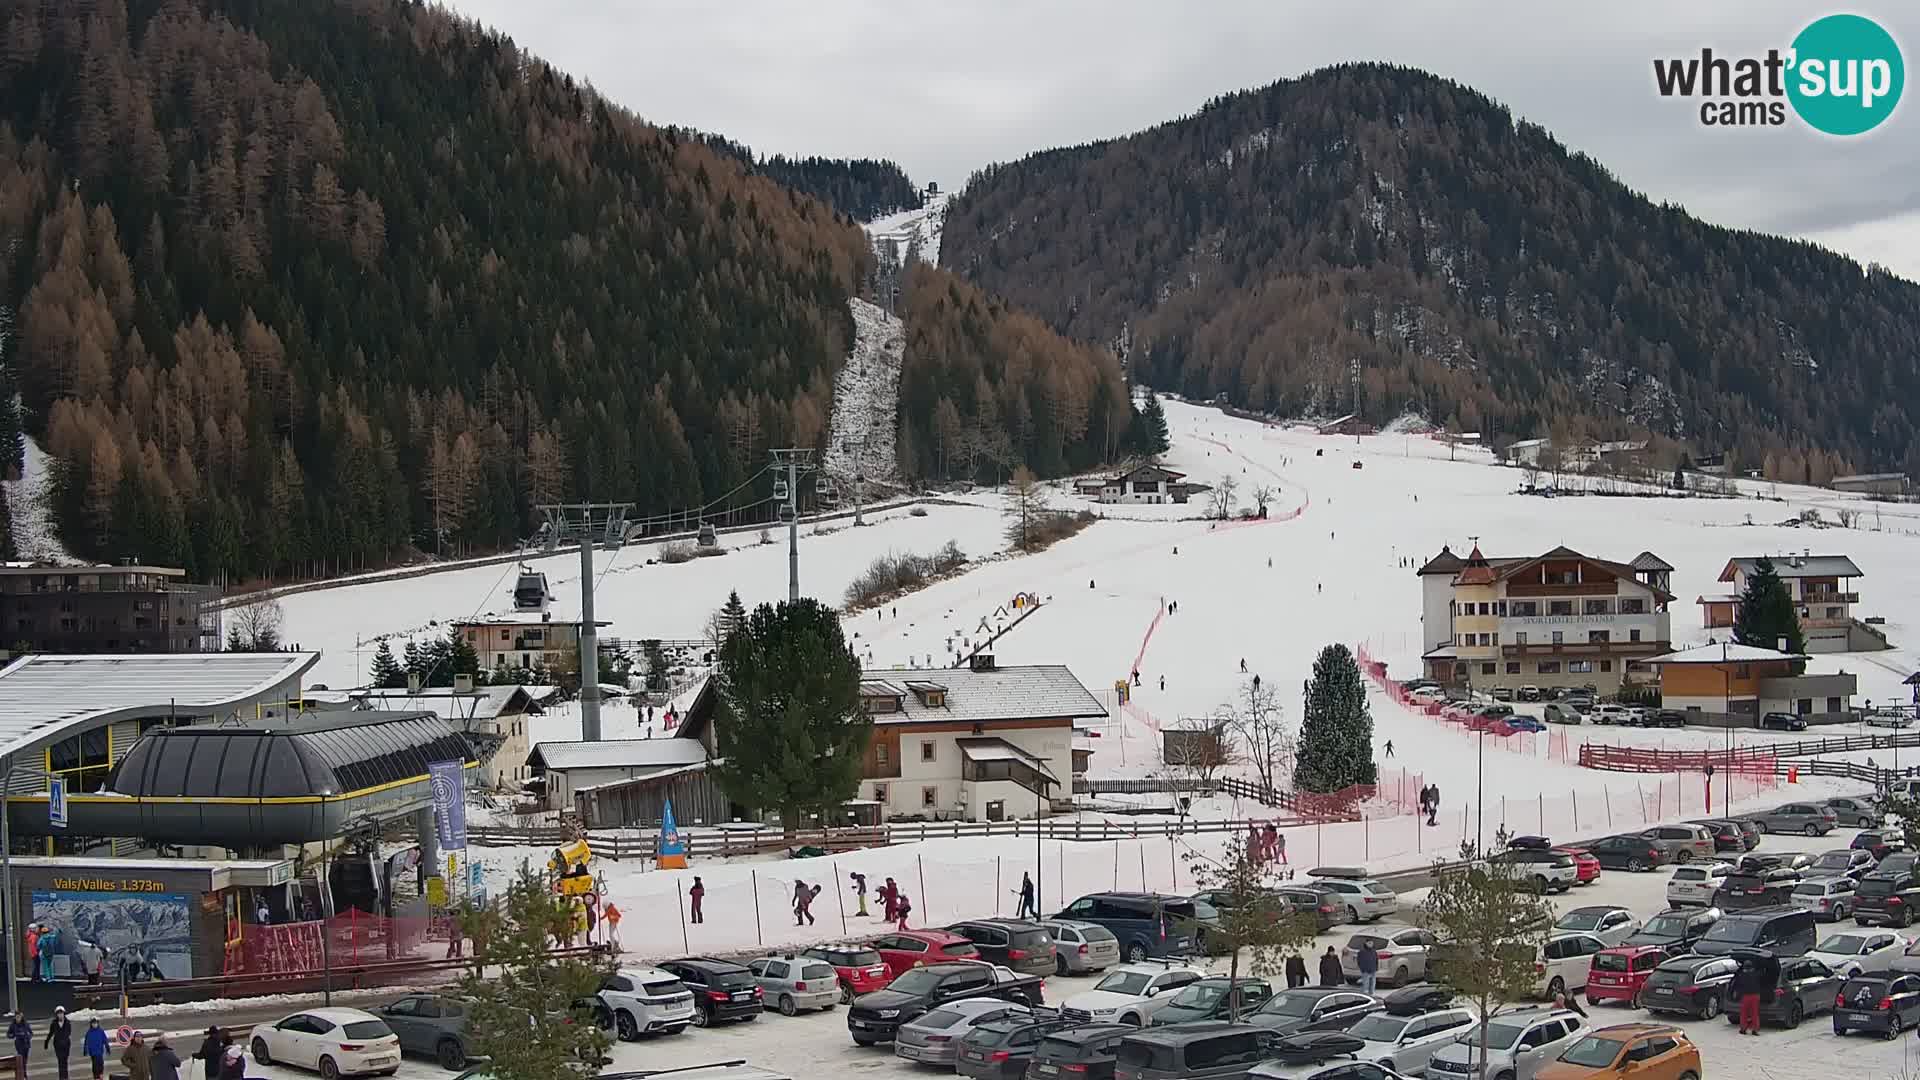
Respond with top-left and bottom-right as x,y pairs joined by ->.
549,838 -> 592,877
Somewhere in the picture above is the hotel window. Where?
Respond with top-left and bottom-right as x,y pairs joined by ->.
1514,632 -> 1528,646
1599,660 -> 1613,672
1568,660 -> 1594,674
1479,603 -> 1491,615
1512,602 -> 1539,617
1495,602 -> 1508,616
921,741 -> 936,762
1477,633 -> 1491,646
1537,660 -> 1561,674
1481,663 -> 1496,675
1549,601 -> 1574,616
1826,607 -> 1842,618
1619,598 -> 1645,614
1584,599 -> 1611,615
1551,631 -> 1564,644
1506,662 -> 1521,674
1629,629 -> 1642,642
1589,630 -> 1610,644
922,786 -> 939,808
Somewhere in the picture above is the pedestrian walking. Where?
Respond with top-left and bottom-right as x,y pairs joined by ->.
9,1010 -> 31,1080
604,902 -> 623,948
119,1032 -> 151,1080
24,925 -> 40,983
1318,947 -> 1343,987
150,1035 -> 181,1080
895,893 -> 913,930
1240,658 -> 1247,673
1356,939 -> 1379,995
192,1028 -> 224,1080
851,872 -> 869,916
1273,829 -> 1287,865
1016,872 -> 1037,919
1384,740 -> 1394,757
689,876 -> 706,924
45,1007 -> 72,1080
880,877 -> 900,922
1284,952 -> 1308,989
1159,675 -> 1165,692
83,1020 -> 107,1080
217,1048 -> 244,1080
795,880 -> 819,926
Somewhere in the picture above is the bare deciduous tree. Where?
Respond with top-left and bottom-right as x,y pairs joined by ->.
1004,466 -> 1051,551
1156,719 -> 1242,801
228,596 -> 285,651
1222,676 -> 1293,799
1250,484 -> 1275,517
1209,474 -> 1240,520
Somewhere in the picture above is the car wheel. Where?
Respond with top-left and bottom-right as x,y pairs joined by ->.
1677,1073 -> 1698,1080
319,1056 -> 340,1080
841,981 -> 856,1005
1347,904 -> 1361,923
1120,1013 -> 1141,1027
1548,976 -> 1565,999
1627,858 -> 1646,872
1861,816 -> 1876,828
1787,1000 -> 1805,1028
1532,875 -> 1549,895
1128,942 -> 1150,963
1885,1020 -> 1902,1041
1394,965 -> 1410,986
436,1039 -> 466,1071
1836,903 -> 1849,920
1857,916 -> 1871,926
779,994 -> 797,1017
615,1010 -> 638,1041
691,1006 -> 711,1028
251,1039 -> 272,1066
1698,994 -> 1721,1021
1675,850 -> 1692,864
1756,820 -> 1772,834
1805,824 -> 1822,837
1057,954 -> 1069,976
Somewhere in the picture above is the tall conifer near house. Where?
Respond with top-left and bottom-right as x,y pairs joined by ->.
368,639 -> 405,689
1294,643 -> 1377,793
1732,556 -> 1806,661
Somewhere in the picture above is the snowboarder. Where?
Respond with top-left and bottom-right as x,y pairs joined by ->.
1267,557 -> 1272,567
45,1009 -> 71,1080
1172,547 -> 1178,555
1384,740 -> 1394,757
83,1021 -> 107,1080
1316,583 -> 1322,594
1284,952 -> 1308,988
894,893 -> 913,930
795,880 -> 819,926
1016,872 -> 1037,919
892,606 -> 897,619
688,876 -> 705,924
851,872 -> 870,916
1089,579 -> 1095,589
1132,669 -> 1141,687
1318,946 -> 1343,987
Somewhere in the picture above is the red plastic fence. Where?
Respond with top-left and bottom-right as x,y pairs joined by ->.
237,909 -> 432,975
1578,744 -> 1783,774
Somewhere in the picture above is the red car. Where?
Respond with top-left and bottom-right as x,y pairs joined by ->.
1556,846 -> 1602,885
868,929 -> 980,979
801,944 -> 896,1003
1586,945 -> 1671,1007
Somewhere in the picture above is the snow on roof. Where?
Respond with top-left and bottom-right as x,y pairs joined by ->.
1695,595 -> 1741,604
531,738 -> 708,772
573,760 -> 710,793
1722,555 -> 1863,580
859,664 -> 1106,726
344,685 -> 535,721
1834,473 -> 1907,483
0,652 -> 318,761
1643,643 -> 1808,665
956,737 -> 1059,780
453,611 -> 610,627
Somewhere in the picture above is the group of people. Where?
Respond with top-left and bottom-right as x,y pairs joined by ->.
683,872 -> 920,931
1246,822 -> 1288,865
1418,783 -> 1443,826
4,1010 -> 220,1080
22,923 -> 63,983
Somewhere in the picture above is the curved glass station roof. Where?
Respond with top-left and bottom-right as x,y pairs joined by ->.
108,712 -> 474,800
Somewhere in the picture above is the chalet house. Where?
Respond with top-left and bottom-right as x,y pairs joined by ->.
1832,473 -> 1913,497
1317,414 -> 1376,437
1098,465 -> 1189,505
1417,544 -> 1673,694
1644,642 -> 1857,724
1699,554 -> 1884,653
856,656 -> 1106,822
454,611 -> 610,672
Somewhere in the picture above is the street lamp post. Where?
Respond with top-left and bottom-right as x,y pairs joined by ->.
1475,727 -> 1486,856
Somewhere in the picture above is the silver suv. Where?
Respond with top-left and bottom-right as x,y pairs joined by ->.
1426,1006 -> 1587,1080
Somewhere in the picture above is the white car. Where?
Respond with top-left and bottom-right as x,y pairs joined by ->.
1340,926 -> 1438,986
593,966 -> 697,1039
1343,1004 -> 1478,1075
1309,869 -> 1400,922
1809,930 -> 1905,978
1534,934 -> 1605,999
1409,687 -> 1447,703
1590,705 -> 1632,726
1792,876 -> 1861,922
1426,1007 -> 1587,1080
1551,906 -> 1640,947
251,1009 -> 401,1078
1060,962 -> 1207,1026
1665,862 -> 1734,908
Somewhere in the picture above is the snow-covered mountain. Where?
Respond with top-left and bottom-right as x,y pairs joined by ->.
825,298 -> 905,487
866,190 -> 950,267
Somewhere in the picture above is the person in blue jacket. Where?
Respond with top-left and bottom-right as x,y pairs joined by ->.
83,1019 -> 110,1080
8,1010 -> 33,1080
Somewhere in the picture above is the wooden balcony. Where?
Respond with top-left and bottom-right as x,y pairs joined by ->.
1800,592 -> 1859,604
1505,581 -> 1619,597
1501,640 -> 1667,658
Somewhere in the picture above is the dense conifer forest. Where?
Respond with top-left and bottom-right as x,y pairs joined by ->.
677,132 -> 924,221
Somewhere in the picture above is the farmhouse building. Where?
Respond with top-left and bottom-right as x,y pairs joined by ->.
1699,554 -> 1884,653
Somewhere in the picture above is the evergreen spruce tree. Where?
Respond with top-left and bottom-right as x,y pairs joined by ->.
1294,643 -> 1378,792
1136,394 -> 1171,456
368,640 -> 405,689
710,598 -> 868,828
446,626 -> 483,685
401,639 -> 424,685
225,626 -> 245,652
1732,556 -> 1806,659
720,590 -> 748,646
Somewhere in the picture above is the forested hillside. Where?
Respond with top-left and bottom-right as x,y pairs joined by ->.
943,63 -> 1920,478
681,132 -> 924,221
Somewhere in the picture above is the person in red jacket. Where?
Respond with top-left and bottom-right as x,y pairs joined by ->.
688,877 -> 705,924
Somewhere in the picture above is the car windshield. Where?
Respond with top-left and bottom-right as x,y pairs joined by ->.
1702,919 -> 1761,944
1555,1036 -> 1625,1068
1169,982 -> 1230,1008
1793,884 -> 1829,898
1816,854 -> 1854,869
887,970 -> 943,995
1093,971 -> 1152,995
1081,926 -> 1117,942
918,1008 -> 968,1029
1640,914 -> 1688,936
1671,867 -> 1706,881
1255,992 -> 1317,1017
1476,1021 -> 1528,1050
1189,900 -> 1221,921
1820,935 -> 1871,954
341,1021 -> 392,1040
1346,1013 -> 1410,1042
1555,911 -> 1605,930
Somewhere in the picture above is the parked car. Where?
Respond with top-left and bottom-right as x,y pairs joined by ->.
1276,886 -> 1349,931
1692,905 -> 1818,958
1506,714 -> 1547,733
1650,710 -> 1688,729
1826,796 -> 1882,828
1624,907 -> 1722,952
1382,984 -> 1458,1014
1518,685 -> 1542,702
1554,847 -> 1602,886
586,967 -> 696,1041
954,1012 -> 1078,1079
1424,1006 -> 1587,1080
1339,926 -> 1436,987
1809,848 -> 1877,881
1639,954 -> 1739,1020
1244,988 -> 1381,1037
1808,929 -> 1905,978
1054,893 -> 1202,962
1584,946 -> 1670,1009
869,930 -> 982,979
1727,817 -> 1765,849
1665,862 -> 1734,908
1751,801 -> 1838,836
1852,830 -> 1907,861
1027,1023 -> 1132,1080
895,998 -> 1035,1067
251,1009 -> 402,1079
1876,852 -> 1920,880
1762,711 -> 1809,731
1552,907 -> 1640,947
1712,868 -> 1803,911
1490,687 -> 1514,702
1061,962 -> 1209,1027
1590,705 -> 1631,726
1042,919 -> 1122,975
800,945 -> 894,1003
1491,849 -> 1579,894
1113,1022 -> 1279,1080
1855,872 -> 1920,928
1864,710 -> 1916,729
1543,703 -> 1584,725
1342,1002 -> 1477,1076
1534,1022 -> 1701,1080
1739,851 -> 1817,874
847,961 -> 1045,1045
1535,935 -> 1605,999
1720,951 -> 1840,1028
948,920 -> 1060,978
1149,978 -> 1276,1027
658,958 -> 763,1028
1583,835 -> 1668,872
1639,824 -> 1715,863
1685,819 -> 1748,854
1832,972 -> 1920,1038
1305,869 -> 1400,923
371,994 -> 477,1070
1792,876 -> 1860,922
745,954 -> 840,1016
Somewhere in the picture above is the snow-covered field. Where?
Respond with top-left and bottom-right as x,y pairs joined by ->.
2,434 -> 80,564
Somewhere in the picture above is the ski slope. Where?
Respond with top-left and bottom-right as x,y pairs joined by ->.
866,191 -> 949,267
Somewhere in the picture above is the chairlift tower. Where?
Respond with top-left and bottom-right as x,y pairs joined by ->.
537,502 -> 633,742
840,437 -> 868,527
770,449 -> 818,602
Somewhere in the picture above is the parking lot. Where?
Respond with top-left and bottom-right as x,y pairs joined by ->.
188,826 -> 1920,1080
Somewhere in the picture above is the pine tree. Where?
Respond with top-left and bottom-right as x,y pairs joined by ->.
710,598 -> 868,828
447,625 -> 482,685
720,590 -> 747,645
1294,643 -> 1378,793
401,639 -> 424,685
1135,393 -> 1171,456
1732,556 -> 1806,659
369,639 -> 405,689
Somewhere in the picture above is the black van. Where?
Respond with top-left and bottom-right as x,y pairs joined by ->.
1114,1022 -> 1275,1080
1690,905 -> 1817,958
1054,893 -> 1199,962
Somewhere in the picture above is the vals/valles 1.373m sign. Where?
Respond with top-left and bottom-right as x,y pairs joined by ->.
1653,13 -> 1905,134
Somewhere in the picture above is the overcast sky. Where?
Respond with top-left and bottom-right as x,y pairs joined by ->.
446,1 -> 1920,280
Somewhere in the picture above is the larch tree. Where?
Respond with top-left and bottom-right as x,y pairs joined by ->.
1003,466 -> 1051,551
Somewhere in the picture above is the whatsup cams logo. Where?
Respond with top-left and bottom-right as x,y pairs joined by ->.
1653,13 -> 1904,134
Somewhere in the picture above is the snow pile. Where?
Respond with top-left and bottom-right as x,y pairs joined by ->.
2,434 -> 81,563
824,298 -> 905,487
866,190 -> 950,268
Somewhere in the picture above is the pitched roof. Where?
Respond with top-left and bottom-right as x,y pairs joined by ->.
1643,643 -> 1808,665
861,664 -> 1106,726
341,685 -> 536,722
1720,555 -> 1864,581
955,736 -> 1059,780
1113,464 -> 1186,483
529,738 -> 708,772
1630,552 -> 1675,573
1416,546 -> 1465,576
1486,546 -> 1675,602
1456,546 -> 1496,586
